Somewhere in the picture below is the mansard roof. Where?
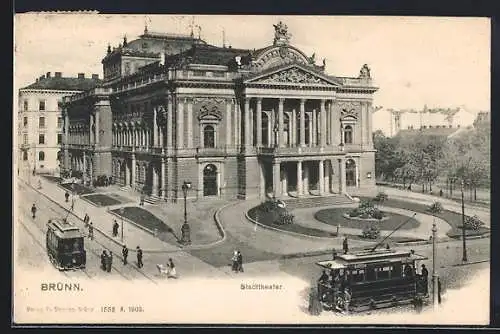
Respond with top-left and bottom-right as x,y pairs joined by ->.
22,76 -> 102,91
167,43 -> 252,66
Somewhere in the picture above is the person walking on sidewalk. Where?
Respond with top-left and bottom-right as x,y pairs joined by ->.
140,192 -> 145,206
106,251 -> 113,273
122,245 -> 128,265
100,250 -> 108,271
65,191 -> 70,203
31,203 -> 37,219
167,258 -> 177,279
237,250 -> 244,273
136,246 -> 143,268
88,222 -> 94,240
343,236 -> 349,254
112,220 -> 119,237
83,214 -> 89,227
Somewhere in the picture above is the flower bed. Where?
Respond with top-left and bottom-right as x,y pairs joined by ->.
110,206 -> 173,234
83,194 -> 122,207
60,182 -> 94,195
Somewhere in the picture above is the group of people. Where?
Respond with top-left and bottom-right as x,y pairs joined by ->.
100,250 -> 113,272
231,250 -> 244,273
83,213 -> 94,240
156,258 -> 177,278
317,269 -> 351,312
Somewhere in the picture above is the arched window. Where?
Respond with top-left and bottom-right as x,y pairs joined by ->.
203,125 -> 215,148
345,159 -> 356,187
23,152 -> 28,161
38,151 -> 45,161
344,125 -> 353,144
261,113 -> 269,146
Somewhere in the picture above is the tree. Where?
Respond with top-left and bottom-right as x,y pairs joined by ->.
373,130 -> 405,181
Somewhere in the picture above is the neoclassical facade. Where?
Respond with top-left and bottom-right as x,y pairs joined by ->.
63,22 -> 378,201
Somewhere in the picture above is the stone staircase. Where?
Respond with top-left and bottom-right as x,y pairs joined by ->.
283,194 -> 354,210
143,194 -> 161,205
119,185 -> 130,192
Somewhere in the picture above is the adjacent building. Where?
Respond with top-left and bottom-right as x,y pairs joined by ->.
62,22 -> 379,201
17,72 -> 102,174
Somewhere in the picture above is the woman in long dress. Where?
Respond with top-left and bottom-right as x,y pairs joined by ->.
167,258 -> 177,279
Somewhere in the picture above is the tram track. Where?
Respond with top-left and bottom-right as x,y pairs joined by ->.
18,182 -> 158,285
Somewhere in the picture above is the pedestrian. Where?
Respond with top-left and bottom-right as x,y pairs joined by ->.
231,250 -> 238,272
88,222 -> 94,240
237,250 -> 244,272
38,179 -> 42,189
439,189 -> 443,197
438,277 -> 442,304
342,236 -> 349,254
421,264 -> 429,296
65,191 -> 70,202
332,248 -> 337,260
167,258 -> 177,279
83,214 -> 89,227
100,250 -> 108,271
112,220 -> 119,237
136,246 -> 143,268
122,245 -> 128,265
31,203 -> 37,219
140,193 -> 145,206
70,197 -> 75,211
106,251 -> 113,272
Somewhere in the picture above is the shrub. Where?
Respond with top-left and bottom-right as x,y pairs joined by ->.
373,191 -> 389,203
372,209 -> 384,220
362,225 -> 380,239
60,169 -> 71,179
464,215 -> 484,231
276,212 -> 294,225
349,208 -> 360,217
359,200 -> 375,210
71,170 -> 83,178
428,201 -> 443,214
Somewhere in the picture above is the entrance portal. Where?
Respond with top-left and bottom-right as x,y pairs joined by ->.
346,159 -> 356,187
203,164 -> 218,196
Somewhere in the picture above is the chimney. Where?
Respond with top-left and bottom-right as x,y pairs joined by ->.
55,72 -> 62,78
46,72 -> 51,78
92,74 -> 99,79
78,73 -> 85,79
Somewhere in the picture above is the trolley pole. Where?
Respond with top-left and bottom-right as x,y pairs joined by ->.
432,221 -> 439,310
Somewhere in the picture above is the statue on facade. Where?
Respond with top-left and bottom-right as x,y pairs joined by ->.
273,21 -> 292,45
308,53 -> 316,64
359,64 -> 371,79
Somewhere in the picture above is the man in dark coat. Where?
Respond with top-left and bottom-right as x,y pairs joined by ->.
237,251 -> 243,272
106,252 -> 113,272
101,250 -> 108,271
122,245 -> 128,265
438,277 -> 442,304
31,203 -> 37,219
112,220 -> 119,237
136,246 -> 143,268
65,191 -> 70,202
421,264 -> 429,295
342,237 -> 349,254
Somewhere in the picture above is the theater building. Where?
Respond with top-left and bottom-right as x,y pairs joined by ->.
62,22 -> 378,201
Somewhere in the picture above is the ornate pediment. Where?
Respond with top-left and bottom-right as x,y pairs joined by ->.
198,105 -> 222,121
339,101 -> 361,119
248,66 -> 337,86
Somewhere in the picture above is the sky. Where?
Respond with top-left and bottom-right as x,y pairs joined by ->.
14,14 -> 490,111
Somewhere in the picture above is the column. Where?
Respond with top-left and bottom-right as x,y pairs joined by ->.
319,160 -> 324,194
177,98 -> 184,149
131,153 -> 136,189
312,109 -> 317,146
244,98 -> 250,147
281,165 -> 287,196
82,151 -> 87,176
233,100 -> 239,147
152,164 -> 158,196
95,113 -> 99,145
187,98 -> 193,148
249,107 -> 254,146
339,158 -> 346,194
368,103 -> 373,146
167,98 -> 173,148
300,99 -> 306,147
161,157 -> 166,199
278,98 -> 284,147
270,110 -> 275,147
304,163 -> 309,194
308,113 -> 313,147
89,117 -> 94,144
325,160 -> 330,193
355,162 -> 359,188
360,102 -> 365,145
256,98 -> 262,146
330,159 -> 336,193
297,160 -> 303,196
329,102 -> 335,145
125,159 -> 130,186
226,100 -> 232,147
320,100 -> 326,147
273,161 -> 280,198
153,107 -> 158,147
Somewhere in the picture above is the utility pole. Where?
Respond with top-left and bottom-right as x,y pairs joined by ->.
461,179 -> 468,262
432,221 -> 439,310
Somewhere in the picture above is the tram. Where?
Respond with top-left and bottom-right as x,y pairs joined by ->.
315,248 -> 429,313
46,218 -> 86,270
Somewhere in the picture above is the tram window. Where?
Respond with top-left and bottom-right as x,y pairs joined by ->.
376,266 -> 392,280
366,266 -> 376,281
392,264 -> 402,278
351,269 -> 365,283
72,238 -> 83,251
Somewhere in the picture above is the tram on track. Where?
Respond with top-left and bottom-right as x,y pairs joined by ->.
315,248 -> 429,313
46,218 -> 86,270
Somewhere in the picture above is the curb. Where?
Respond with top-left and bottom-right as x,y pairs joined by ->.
244,210 -> 338,240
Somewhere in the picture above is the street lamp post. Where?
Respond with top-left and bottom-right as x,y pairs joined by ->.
461,180 -> 468,262
432,221 -> 439,310
181,181 -> 192,244
119,207 -> 125,243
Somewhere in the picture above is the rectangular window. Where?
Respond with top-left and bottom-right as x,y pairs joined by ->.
39,134 -> 45,144
39,100 -> 46,111
23,134 -> 28,145
212,71 -> 225,77
23,100 -> 28,111
23,117 -> 28,127
57,117 -> 63,128
57,133 -> 63,144
192,70 -> 205,77
39,116 -> 45,129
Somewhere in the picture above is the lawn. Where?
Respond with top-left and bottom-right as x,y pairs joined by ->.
83,194 -> 122,207
314,208 -> 420,231
359,197 -> 490,239
248,207 -> 337,238
60,182 -> 94,195
110,206 -> 173,234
